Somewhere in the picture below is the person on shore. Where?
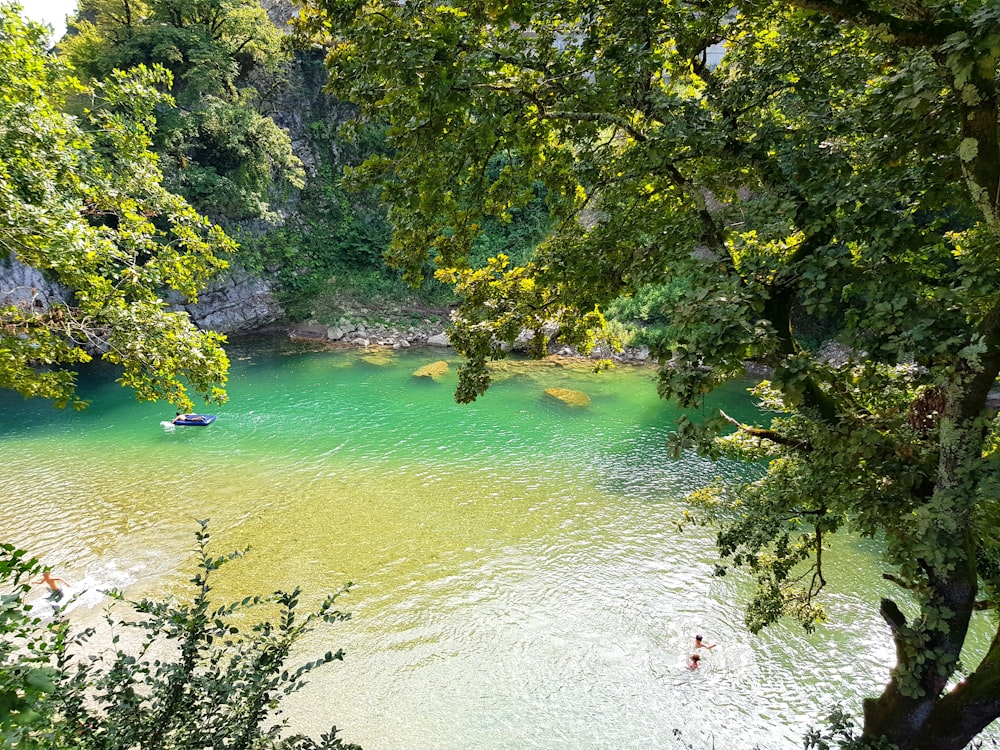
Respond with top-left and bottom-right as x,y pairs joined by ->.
33,570 -> 69,600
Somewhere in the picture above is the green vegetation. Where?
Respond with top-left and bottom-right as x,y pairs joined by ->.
0,6 -> 232,410
12,0 -> 1000,743
305,0 -> 1000,746
241,119 -> 551,322
60,0 -> 304,223
17,0 -> 556,332
0,522 -> 359,749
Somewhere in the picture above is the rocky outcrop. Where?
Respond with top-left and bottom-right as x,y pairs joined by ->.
289,315 -> 445,348
1,254 -> 281,334
167,266 -> 282,333
0,255 -> 70,308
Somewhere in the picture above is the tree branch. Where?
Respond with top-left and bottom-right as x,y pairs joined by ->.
880,597 -> 908,634
548,110 -> 647,143
883,572 -> 923,592
783,0 -> 961,46
719,409 -> 813,451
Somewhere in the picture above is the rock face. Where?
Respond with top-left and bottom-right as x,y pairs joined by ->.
0,256 -> 70,308
1,254 -> 281,334
544,387 -> 591,406
166,266 -> 283,333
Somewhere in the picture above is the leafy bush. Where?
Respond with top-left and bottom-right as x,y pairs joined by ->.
0,521 -> 359,750
468,191 -> 553,269
244,122 -> 552,321
0,545 -> 64,743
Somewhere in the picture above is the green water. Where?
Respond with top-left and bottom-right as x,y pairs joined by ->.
1,336 -> 995,749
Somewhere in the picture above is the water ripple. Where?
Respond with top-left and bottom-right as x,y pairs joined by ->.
4,345 -> 993,750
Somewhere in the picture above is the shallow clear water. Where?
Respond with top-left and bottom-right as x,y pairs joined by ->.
1,337 -> 995,749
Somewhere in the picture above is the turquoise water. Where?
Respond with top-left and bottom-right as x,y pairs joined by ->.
1,337 -> 994,749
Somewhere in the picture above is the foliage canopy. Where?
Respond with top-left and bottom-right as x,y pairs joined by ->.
303,0 -> 1000,746
61,0 -> 305,222
0,5 -> 233,409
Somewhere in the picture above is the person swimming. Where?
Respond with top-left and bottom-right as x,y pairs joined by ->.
695,634 -> 716,650
688,653 -> 702,670
33,570 -> 68,601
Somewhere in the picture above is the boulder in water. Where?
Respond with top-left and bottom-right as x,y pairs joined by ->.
544,387 -> 590,407
361,352 -> 394,366
414,360 -> 450,380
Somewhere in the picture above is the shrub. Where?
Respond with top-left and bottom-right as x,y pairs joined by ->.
1,521 -> 360,750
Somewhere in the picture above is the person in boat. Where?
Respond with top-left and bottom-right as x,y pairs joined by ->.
33,570 -> 69,600
173,412 -> 207,424
695,634 -> 717,651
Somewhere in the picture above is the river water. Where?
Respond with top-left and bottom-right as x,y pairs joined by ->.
1,336 -> 995,749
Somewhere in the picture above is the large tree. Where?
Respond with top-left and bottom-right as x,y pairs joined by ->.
302,0 -> 1000,746
1,4 -> 232,409
60,0 -> 304,221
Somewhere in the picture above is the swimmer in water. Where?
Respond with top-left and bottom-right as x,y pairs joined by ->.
688,653 -> 701,670
695,634 -> 716,650
33,571 -> 69,601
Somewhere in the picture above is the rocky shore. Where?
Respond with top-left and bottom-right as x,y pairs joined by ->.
282,315 -> 656,365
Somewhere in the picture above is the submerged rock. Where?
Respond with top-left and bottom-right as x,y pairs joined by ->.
413,360 -> 450,379
360,352 -> 394,366
544,387 -> 591,407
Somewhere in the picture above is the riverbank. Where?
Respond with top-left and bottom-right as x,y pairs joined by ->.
276,310 -> 656,365
276,319 -> 1000,413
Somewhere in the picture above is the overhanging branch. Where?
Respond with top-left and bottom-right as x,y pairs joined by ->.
783,0 -> 960,46
548,110 -> 647,143
720,409 -> 813,451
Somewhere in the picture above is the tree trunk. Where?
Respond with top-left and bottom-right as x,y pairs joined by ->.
862,548 -> 978,750
863,363 -> 1000,749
